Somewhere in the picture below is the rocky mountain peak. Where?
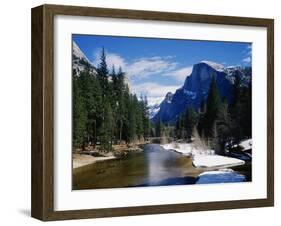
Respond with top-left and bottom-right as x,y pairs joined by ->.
72,41 -> 96,76
152,61 -> 251,123
164,92 -> 174,103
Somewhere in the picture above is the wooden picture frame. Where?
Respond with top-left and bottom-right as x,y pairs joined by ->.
31,4 -> 274,221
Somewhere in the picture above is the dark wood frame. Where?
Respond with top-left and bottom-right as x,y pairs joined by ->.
31,4 -> 274,221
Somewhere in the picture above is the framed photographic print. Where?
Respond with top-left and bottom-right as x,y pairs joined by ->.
31,4 -> 274,221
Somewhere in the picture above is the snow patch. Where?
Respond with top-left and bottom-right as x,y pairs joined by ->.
239,139 -> 252,151
183,89 -> 197,99
201,60 -> 224,72
193,154 -> 245,168
161,142 -> 246,168
160,143 -> 212,156
161,143 -> 193,156
148,103 -> 160,119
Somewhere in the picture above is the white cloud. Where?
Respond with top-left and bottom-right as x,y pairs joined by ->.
92,49 -> 182,105
93,50 -> 177,78
131,82 -> 179,105
93,49 -> 126,71
246,46 -> 252,57
163,66 -> 193,82
242,56 -> 251,64
126,57 -> 177,79
242,45 -> 252,64
106,53 -> 126,70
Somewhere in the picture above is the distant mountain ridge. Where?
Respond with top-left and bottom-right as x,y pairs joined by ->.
152,61 -> 251,123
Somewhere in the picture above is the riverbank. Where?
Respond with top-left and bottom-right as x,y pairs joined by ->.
73,154 -> 116,169
160,142 -> 246,169
113,143 -> 143,157
73,143 -> 250,190
73,143 -> 145,169
73,144 -> 203,189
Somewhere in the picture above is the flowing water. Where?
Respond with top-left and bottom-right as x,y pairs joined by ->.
73,144 -> 251,190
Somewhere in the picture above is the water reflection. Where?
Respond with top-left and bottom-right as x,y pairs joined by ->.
73,144 -> 250,190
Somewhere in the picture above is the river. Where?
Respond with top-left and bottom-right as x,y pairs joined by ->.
73,144 -> 251,190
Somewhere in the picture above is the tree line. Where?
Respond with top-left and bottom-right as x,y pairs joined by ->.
172,74 -> 252,154
73,48 -> 150,151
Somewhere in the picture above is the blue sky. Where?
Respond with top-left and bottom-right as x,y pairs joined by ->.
73,34 -> 251,105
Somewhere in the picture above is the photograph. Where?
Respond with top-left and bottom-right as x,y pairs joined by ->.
72,35 -> 252,190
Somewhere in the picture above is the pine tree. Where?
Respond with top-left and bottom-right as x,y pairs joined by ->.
155,117 -> 164,138
203,75 -> 221,138
110,65 -> 118,104
184,107 -> 198,141
96,47 -> 109,98
122,87 -> 131,143
127,95 -> 137,142
141,95 -> 150,139
240,85 -> 252,138
99,101 -> 114,151
113,67 -> 125,143
78,71 -> 103,147
132,94 -> 144,139
174,113 -> 184,139
199,99 -> 206,114
197,100 -> 206,136
73,47 -> 153,151
216,100 -> 233,154
72,76 -> 87,149
230,74 -> 241,110
230,76 -> 252,143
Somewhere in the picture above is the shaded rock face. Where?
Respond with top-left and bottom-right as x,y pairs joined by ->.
153,92 -> 174,123
152,62 -> 251,123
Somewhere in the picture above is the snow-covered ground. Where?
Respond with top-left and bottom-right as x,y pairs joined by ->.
161,143 -> 203,156
161,142 -> 245,168
193,154 -> 245,168
239,139 -> 252,151
161,143 -> 214,156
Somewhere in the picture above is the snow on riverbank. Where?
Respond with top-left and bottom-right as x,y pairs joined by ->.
193,154 -> 245,168
160,143 -> 193,156
239,139 -> 252,151
160,143 -> 213,156
160,143 -> 245,168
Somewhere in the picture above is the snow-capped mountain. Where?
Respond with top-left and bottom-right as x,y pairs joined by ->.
148,103 -> 161,119
148,92 -> 174,119
200,60 -> 224,72
152,61 -> 251,123
223,65 -> 252,85
72,41 -> 96,76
